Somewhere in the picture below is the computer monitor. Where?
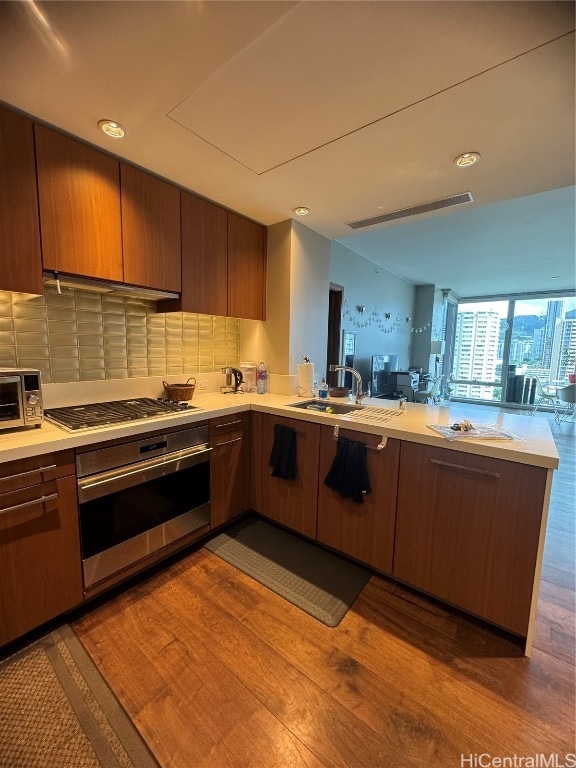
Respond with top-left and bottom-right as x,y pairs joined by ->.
371,355 -> 398,396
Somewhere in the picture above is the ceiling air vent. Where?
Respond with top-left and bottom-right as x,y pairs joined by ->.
347,192 -> 474,230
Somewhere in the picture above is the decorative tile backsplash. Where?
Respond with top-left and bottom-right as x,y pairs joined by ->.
0,287 -> 240,383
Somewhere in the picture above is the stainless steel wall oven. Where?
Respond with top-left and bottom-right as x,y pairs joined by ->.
76,424 -> 211,593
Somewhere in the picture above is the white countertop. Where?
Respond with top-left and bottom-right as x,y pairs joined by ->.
0,392 -> 559,469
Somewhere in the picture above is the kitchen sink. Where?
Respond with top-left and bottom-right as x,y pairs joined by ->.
286,399 -> 364,414
286,399 -> 405,425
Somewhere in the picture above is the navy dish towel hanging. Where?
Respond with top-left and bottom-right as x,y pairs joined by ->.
324,436 -> 371,503
269,424 -> 297,479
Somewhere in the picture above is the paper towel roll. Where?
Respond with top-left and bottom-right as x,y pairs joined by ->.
297,362 -> 314,397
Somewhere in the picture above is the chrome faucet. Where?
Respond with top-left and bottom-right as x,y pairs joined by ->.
328,365 -> 370,404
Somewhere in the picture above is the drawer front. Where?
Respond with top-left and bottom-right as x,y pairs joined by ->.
211,428 -> 243,449
210,414 -> 244,437
0,450 -> 75,494
0,478 -> 62,529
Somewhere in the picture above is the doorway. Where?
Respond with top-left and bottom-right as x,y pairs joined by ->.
327,285 -> 343,387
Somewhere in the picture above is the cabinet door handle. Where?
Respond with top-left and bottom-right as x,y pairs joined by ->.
0,492 -> 59,516
214,437 -> 242,447
430,458 -> 500,478
2,464 -> 57,481
214,420 -> 242,430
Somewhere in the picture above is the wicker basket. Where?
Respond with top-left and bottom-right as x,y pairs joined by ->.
162,377 -> 196,401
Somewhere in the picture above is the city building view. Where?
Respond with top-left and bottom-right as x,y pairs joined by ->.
450,296 -> 576,403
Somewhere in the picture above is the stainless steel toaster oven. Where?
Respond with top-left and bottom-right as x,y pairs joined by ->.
0,368 -> 43,430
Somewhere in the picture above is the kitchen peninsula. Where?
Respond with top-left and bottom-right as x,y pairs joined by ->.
0,392 -> 558,655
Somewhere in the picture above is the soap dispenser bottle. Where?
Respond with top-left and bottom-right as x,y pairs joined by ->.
318,377 -> 329,399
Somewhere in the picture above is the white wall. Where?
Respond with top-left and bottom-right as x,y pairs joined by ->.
242,224 -> 426,394
289,221 -> 331,377
240,219 -> 331,394
330,241 -> 415,385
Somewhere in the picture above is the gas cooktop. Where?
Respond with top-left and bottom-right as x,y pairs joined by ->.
45,398 -> 199,432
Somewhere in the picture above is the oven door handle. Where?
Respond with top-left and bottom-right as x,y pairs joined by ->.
78,444 -> 212,502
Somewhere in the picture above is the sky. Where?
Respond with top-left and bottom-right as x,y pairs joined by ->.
459,297 -> 576,318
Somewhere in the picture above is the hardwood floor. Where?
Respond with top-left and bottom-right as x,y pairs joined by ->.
73,412 -> 575,768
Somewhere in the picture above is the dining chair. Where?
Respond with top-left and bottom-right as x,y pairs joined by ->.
531,378 -> 558,416
555,383 -> 576,424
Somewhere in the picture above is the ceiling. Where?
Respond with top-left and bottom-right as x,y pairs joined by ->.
0,0 -> 574,298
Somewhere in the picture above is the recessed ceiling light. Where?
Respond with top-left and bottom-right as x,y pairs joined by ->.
454,152 -> 480,168
98,120 -> 126,139
293,206 -> 310,216
549,275 -> 560,280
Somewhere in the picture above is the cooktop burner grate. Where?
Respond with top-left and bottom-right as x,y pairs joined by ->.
45,397 -> 198,431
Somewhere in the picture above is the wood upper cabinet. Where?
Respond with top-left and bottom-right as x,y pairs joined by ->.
393,441 -> 547,636
178,192 -> 228,315
35,124 -> 123,281
120,163 -> 181,293
210,413 -> 246,529
163,199 -> 267,319
0,451 -> 84,647
227,212 -> 266,320
35,126 -> 180,291
260,414 -> 320,538
317,428 -> 400,573
0,106 -> 43,294
1,105 -> 265,304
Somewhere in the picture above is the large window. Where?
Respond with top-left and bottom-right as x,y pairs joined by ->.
449,294 -> 576,404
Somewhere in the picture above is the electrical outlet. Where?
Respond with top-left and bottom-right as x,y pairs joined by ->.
197,380 -> 208,391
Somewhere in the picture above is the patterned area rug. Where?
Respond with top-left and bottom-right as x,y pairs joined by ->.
0,625 -> 159,768
205,516 -> 372,627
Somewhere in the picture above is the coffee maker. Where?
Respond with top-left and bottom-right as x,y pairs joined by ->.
221,367 -> 244,394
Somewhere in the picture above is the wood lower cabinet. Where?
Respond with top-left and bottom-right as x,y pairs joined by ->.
35,124 -> 123,282
248,411 -> 264,514
260,414 -> 320,538
317,428 -> 400,572
210,414 -> 246,528
0,106 -> 43,294
120,163 -> 181,293
0,451 -> 83,647
393,441 -> 547,636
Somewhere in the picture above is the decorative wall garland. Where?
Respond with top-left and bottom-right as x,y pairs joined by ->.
409,320 -> 432,334
342,302 -> 432,334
